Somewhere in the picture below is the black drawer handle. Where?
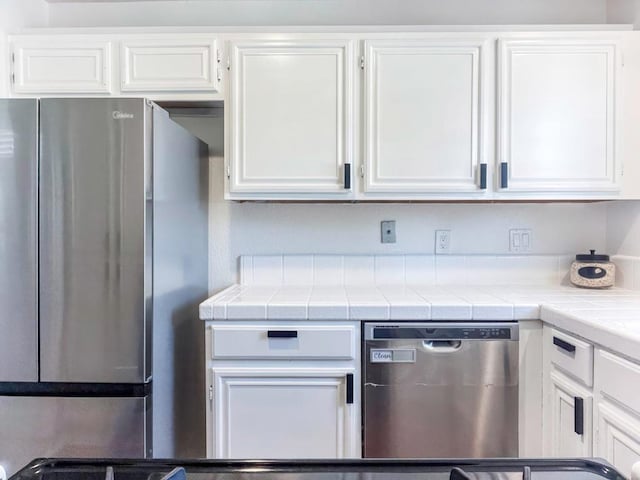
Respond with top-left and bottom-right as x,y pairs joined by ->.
574,396 -> 584,435
267,330 -> 298,338
553,336 -> 576,353
346,373 -> 354,404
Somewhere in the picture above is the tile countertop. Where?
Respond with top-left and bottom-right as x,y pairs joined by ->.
199,284 -> 640,363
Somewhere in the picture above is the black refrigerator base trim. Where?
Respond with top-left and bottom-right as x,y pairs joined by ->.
0,382 -> 151,397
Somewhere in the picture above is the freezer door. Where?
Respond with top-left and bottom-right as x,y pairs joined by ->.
39,98 -> 151,383
0,99 -> 38,382
0,395 -> 149,477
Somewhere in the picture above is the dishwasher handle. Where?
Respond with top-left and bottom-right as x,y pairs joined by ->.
423,340 -> 463,352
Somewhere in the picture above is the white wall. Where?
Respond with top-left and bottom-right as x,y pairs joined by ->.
0,0 -> 48,30
46,0 -> 608,27
607,0 -> 640,27
607,200 -> 640,256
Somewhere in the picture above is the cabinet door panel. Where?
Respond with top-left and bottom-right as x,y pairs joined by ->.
364,40 -> 486,193
12,38 -> 112,94
596,401 -> 640,479
229,40 -> 354,194
498,39 -> 619,192
121,37 -> 218,92
549,369 -> 592,457
212,369 -> 356,458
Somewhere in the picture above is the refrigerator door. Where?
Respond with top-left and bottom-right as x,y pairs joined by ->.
0,395 -> 149,477
39,98 -> 151,383
0,99 -> 38,382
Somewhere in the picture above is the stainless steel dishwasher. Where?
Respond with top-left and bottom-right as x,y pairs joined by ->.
363,322 -> 519,459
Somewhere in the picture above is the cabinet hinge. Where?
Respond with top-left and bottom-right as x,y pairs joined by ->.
359,165 -> 365,178
226,56 -> 231,71
359,55 -> 365,70
208,385 -> 213,401
226,164 -> 230,179
216,49 -> 222,82
10,53 -> 15,84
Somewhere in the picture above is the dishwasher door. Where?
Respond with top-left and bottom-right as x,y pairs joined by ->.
363,322 -> 519,459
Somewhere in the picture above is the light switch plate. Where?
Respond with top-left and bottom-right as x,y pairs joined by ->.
510,229 -> 532,253
381,220 -> 396,243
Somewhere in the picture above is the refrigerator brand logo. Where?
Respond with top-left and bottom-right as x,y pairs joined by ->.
112,111 -> 134,120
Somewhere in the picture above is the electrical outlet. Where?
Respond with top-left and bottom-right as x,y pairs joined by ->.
510,229 -> 532,253
435,230 -> 451,254
381,220 -> 396,243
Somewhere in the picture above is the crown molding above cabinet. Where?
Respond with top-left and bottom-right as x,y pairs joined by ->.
7,28 -> 640,201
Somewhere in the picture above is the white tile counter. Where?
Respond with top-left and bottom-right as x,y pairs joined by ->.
200,284 -> 640,363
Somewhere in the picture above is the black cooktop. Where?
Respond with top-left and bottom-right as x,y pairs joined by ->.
8,459 -> 626,480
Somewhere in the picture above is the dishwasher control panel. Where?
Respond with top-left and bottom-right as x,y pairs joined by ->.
364,322 -> 519,341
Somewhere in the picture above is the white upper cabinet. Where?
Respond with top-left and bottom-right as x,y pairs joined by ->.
363,38 -> 487,195
497,37 -> 620,194
227,39 -> 355,197
120,36 -> 219,92
12,37 -> 112,94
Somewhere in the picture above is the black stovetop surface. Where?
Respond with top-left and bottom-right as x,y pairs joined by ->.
8,459 -> 626,480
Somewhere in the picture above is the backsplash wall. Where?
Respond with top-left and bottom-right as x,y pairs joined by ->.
173,116 -> 609,293
607,200 -> 640,289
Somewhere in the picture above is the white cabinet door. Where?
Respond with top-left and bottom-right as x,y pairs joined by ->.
498,38 -> 620,193
211,368 -> 358,458
228,40 -> 354,196
121,37 -> 219,92
548,369 -> 593,457
363,39 -> 487,194
11,37 -> 112,94
595,401 -> 640,479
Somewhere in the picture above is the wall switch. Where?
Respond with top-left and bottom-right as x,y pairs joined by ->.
381,220 -> 396,243
510,229 -> 532,253
435,230 -> 451,254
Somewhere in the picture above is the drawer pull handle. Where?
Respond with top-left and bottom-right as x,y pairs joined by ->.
553,336 -> 576,353
267,330 -> 298,338
574,396 -> 584,435
346,373 -> 354,404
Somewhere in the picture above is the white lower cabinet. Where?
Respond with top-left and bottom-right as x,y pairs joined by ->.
594,349 -> 640,478
210,368 -> 357,458
543,327 -> 640,475
595,400 -> 640,478
205,321 -> 361,459
547,369 -> 593,457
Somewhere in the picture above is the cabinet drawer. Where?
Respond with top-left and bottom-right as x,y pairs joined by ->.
211,324 -> 356,360
550,329 -> 593,386
596,349 -> 640,415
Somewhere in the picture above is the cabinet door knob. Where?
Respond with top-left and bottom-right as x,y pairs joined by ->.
344,163 -> 351,190
500,162 -> 509,188
479,164 -> 487,190
574,396 -> 584,435
346,373 -> 354,404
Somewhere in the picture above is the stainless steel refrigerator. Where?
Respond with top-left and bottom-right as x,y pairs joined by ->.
0,98 -> 209,476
